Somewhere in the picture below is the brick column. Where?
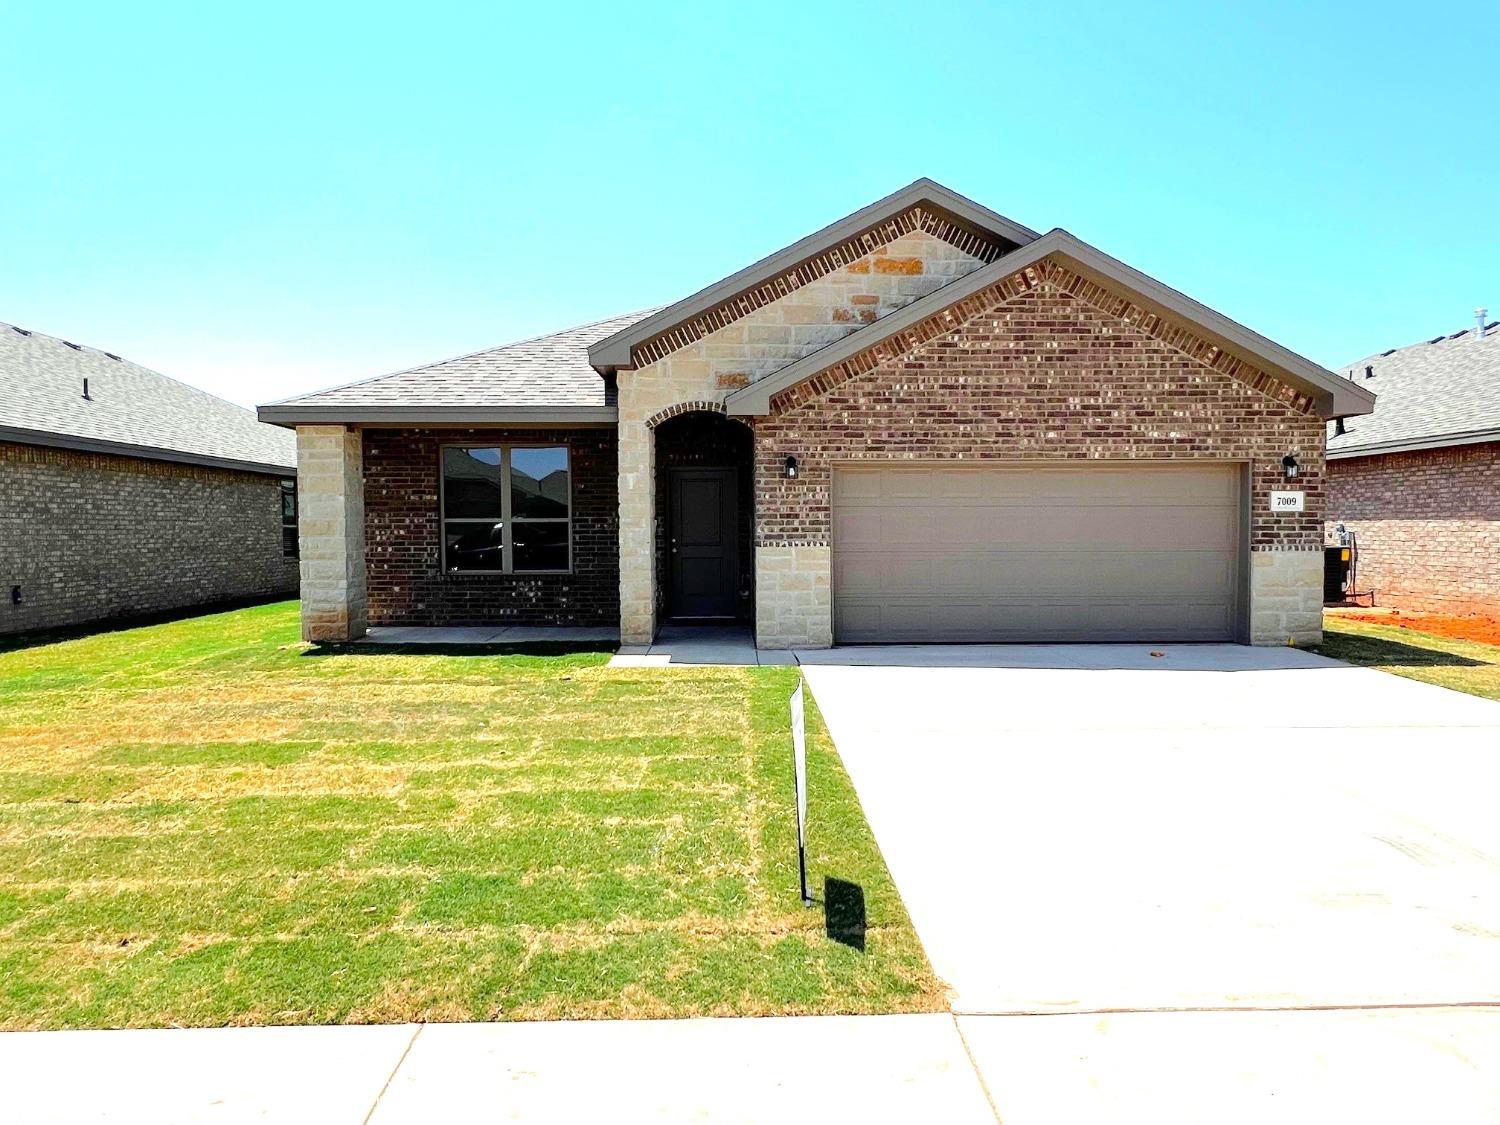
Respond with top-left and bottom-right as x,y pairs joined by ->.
296,425 -> 367,643
617,417 -> 655,645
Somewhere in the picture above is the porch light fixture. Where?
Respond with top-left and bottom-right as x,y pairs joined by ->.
1282,453 -> 1300,480
784,456 -> 799,480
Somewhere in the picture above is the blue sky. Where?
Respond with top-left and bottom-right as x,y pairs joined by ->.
2,1 -> 1493,407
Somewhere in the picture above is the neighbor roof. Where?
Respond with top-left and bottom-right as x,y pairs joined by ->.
724,229 -> 1377,421
1,322 -> 295,474
259,310 -> 656,426
587,178 -> 1039,374
1327,323 -> 1500,458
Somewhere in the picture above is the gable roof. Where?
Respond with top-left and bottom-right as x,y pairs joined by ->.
1327,323 -> 1500,458
586,179 -> 1039,374
1,322 -> 295,475
724,229 -> 1377,422
258,310 -> 657,426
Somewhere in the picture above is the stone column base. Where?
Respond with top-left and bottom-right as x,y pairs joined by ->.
755,545 -> 832,649
1249,548 -> 1323,646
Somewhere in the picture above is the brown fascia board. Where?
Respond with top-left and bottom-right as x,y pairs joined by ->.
255,404 -> 618,428
0,424 -> 295,477
586,178 -> 1040,373
726,229 -> 1378,421
1327,426 -> 1500,460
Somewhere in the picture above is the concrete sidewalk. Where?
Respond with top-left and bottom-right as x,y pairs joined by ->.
8,1007 -> 1499,1123
0,1014 -> 997,1124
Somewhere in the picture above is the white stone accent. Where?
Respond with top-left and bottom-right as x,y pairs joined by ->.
1249,548 -> 1323,646
296,425 -> 367,643
616,232 -> 983,646
755,546 -> 832,649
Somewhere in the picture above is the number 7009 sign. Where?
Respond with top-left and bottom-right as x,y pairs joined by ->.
1269,490 -> 1305,512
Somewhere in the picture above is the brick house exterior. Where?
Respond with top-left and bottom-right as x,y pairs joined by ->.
362,427 -> 619,626
1,324 -> 299,636
1325,326 -> 1500,616
1327,443 -> 1499,615
262,180 -> 1374,648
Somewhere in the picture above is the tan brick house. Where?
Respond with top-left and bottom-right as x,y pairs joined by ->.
260,180 -> 1374,648
1326,320 -> 1499,615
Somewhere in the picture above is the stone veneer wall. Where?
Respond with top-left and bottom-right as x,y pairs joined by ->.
362,427 -> 619,627
297,425 -> 366,642
751,276 -> 1328,647
615,230 -> 985,643
0,441 -> 298,635
1326,442 -> 1500,616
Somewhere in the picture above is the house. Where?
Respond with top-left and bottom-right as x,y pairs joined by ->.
1326,316 -> 1499,616
260,179 -> 1375,649
1,322 -> 299,635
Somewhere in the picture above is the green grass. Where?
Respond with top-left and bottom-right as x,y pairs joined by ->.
1317,616 -> 1500,702
0,601 -> 943,1029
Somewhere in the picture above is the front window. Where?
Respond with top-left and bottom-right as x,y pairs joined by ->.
280,479 -> 298,558
441,446 -> 571,573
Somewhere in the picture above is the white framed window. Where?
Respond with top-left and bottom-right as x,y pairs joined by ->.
440,445 -> 571,574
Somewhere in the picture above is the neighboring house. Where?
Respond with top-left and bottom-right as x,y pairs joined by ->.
1326,318 -> 1500,616
1,323 -> 299,635
260,179 -> 1374,649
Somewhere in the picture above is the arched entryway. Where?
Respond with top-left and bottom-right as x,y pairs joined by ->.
652,409 -> 754,625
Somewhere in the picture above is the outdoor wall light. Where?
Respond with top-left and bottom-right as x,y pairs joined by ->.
784,455 -> 799,480
1282,453 -> 1300,480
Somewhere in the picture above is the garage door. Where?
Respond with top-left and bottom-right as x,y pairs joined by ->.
832,463 -> 1244,643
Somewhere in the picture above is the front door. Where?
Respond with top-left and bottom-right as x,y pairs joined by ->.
669,467 -> 739,619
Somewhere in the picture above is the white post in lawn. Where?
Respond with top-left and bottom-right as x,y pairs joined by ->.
790,677 -> 811,907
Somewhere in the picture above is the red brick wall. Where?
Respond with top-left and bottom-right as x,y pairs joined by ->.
1326,442 -> 1500,615
362,428 -> 619,627
753,283 -> 1326,549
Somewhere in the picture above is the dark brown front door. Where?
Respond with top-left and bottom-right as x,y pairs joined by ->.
669,467 -> 739,619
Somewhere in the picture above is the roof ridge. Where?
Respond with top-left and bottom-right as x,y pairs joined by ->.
1344,322 -> 1500,369
265,307 -> 663,407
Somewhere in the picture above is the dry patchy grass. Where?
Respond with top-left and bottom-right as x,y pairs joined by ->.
0,602 -> 944,1028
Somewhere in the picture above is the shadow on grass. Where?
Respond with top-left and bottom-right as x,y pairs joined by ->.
1317,631 -> 1490,669
0,594 -> 292,655
824,877 -> 867,952
303,642 -> 615,659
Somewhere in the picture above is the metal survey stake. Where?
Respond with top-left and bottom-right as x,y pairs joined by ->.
790,677 -> 811,906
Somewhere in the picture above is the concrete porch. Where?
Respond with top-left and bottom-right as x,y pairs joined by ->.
355,625 -> 618,646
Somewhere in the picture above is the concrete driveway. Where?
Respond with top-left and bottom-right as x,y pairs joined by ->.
799,643 -> 1500,1121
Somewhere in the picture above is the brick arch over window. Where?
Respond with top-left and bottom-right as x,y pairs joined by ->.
644,400 -> 751,430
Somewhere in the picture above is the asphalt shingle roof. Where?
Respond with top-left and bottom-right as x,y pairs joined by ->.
269,309 -> 659,410
1328,323 -> 1500,455
1,322 -> 295,472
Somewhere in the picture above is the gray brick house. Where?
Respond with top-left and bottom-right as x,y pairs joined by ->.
2,322 -> 299,635
261,179 -> 1375,648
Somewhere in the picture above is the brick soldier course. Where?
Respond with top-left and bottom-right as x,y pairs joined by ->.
261,179 -> 1375,648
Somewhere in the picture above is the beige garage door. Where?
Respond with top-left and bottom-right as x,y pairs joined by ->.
832,463 -> 1244,643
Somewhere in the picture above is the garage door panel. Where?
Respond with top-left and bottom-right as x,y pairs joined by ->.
831,464 -> 1243,643
837,549 -> 1234,599
836,596 -> 1237,643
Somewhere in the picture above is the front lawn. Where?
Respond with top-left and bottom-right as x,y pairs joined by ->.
0,602 -> 942,1029
1318,615 -> 1500,702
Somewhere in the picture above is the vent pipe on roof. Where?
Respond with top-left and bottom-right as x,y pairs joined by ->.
82,378 -> 91,401
1479,308 -> 1489,339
